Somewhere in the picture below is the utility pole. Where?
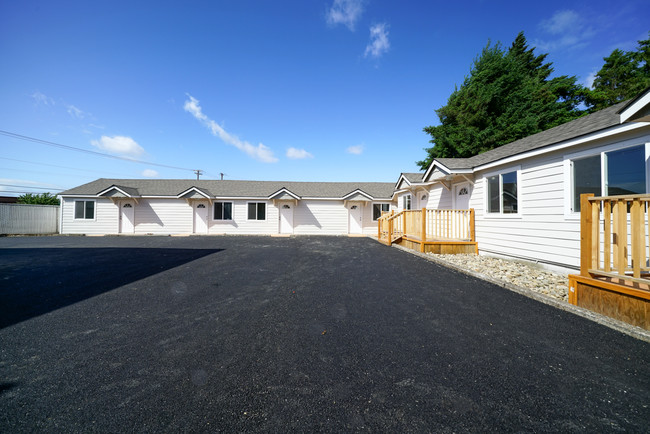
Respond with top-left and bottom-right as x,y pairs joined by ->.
194,169 -> 203,180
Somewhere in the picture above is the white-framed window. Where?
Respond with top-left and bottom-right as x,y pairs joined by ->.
74,200 -> 95,220
402,194 -> 412,210
568,143 -> 648,212
485,167 -> 520,215
372,203 -> 390,220
247,202 -> 266,220
213,202 -> 233,220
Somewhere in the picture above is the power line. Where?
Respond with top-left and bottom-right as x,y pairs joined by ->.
0,157 -> 134,178
0,184 -> 64,191
0,130 -> 200,173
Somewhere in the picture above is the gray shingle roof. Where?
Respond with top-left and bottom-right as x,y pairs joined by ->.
60,179 -> 395,200
401,172 -> 424,183
433,101 -> 627,171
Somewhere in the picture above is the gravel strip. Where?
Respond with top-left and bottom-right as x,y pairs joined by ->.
426,253 -> 569,302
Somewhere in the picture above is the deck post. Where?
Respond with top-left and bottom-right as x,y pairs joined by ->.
580,194 -> 594,277
388,215 -> 393,246
377,215 -> 381,241
421,207 -> 426,252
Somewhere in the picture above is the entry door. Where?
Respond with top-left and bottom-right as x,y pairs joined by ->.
454,183 -> 471,209
348,204 -> 363,234
120,202 -> 135,233
194,202 -> 209,234
279,203 -> 293,234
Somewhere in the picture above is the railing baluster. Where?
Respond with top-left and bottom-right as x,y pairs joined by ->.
617,199 -> 627,276
591,199 -> 600,270
631,198 -> 642,278
604,200 -> 611,272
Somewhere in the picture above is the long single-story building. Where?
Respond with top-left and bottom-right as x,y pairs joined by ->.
59,88 -> 650,273
58,180 -> 395,236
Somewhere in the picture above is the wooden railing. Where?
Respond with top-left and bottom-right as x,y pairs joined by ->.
378,208 -> 475,245
580,193 -> 650,285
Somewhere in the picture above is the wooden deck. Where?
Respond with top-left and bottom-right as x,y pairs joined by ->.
568,193 -> 650,330
377,208 -> 478,255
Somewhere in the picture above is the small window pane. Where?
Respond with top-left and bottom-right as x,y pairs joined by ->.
373,204 -> 381,220
487,176 -> 499,213
75,201 -> 84,219
501,171 -> 517,214
257,203 -> 266,220
223,202 -> 232,220
606,145 -> 645,196
248,203 -> 256,220
214,202 -> 223,220
85,201 -> 94,219
573,155 -> 601,212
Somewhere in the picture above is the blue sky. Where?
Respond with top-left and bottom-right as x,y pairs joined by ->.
1,0 -> 648,195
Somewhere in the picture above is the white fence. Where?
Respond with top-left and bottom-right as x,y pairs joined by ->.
0,203 -> 59,235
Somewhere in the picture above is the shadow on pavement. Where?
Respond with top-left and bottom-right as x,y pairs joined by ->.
0,247 -> 223,329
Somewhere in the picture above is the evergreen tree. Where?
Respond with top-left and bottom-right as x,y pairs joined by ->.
586,33 -> 650,111
418,32 -> 586,169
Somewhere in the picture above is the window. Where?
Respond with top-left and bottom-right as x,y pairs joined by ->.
214,202 -> 233,220
74,200 -> 95,219
572,155 -> 601,211
571,144 -> 646,212
373,203 -> 390,220
247,202 -> 266,220
486,170 -> 518,214
403,194 -> 411,210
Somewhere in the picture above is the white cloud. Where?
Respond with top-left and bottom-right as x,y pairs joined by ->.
584,70 -> 598,89
535,10 -> 595,52
91,135 -> 144,157
31,91 -> 54,106
327,0 -> 364,31
540,10 -> 580,34
141,169 -> 159,178
364,23 -> 390,58
286,147 -> 314,159
66,104 -> 85,119
346,144 -> 364,155
184,94 -> 278,163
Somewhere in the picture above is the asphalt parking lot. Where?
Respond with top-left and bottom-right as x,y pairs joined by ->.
1,235 -> 649,432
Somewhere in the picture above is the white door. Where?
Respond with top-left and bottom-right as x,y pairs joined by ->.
454,183 -> 471,209
348,204 -> 362,234
120,202 -> 134,233
279,203 -> 293,234
194,202 -> 208,234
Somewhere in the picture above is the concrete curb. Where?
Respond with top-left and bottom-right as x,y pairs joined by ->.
391,243 -> 650,343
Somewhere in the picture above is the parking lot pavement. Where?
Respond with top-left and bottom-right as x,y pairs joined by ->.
1,235 -> 649,432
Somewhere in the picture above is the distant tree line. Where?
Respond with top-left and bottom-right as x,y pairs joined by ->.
17,192 -> 60,205
418,32 -> 650,169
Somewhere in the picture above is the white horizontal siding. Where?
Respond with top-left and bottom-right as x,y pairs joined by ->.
133,199 -> 193,234
426,184 -> 452,210
473,152 -> 580,267
61,198 -> 118,235
293,200 -> 348,235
